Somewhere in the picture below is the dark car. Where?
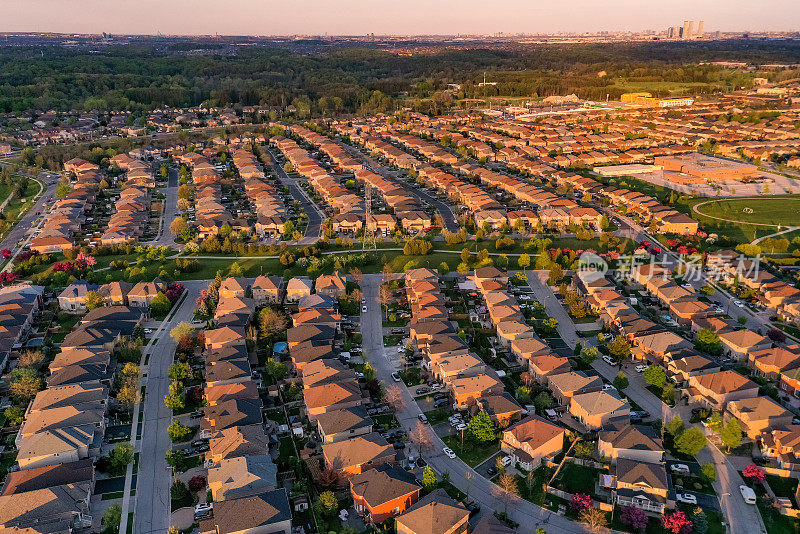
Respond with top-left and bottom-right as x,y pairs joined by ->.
486,466 -> 497,476
415,386 -> 429,395
434,398 -> 450,408
463,499 -> 481,517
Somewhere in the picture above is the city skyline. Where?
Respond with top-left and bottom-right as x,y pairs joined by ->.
3,0 -> 800,36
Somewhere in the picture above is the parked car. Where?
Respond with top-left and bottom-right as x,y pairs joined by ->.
362,305 -> 368,313
676,493 -> 697,505
635,365 -> 647,373
443,447 -> 457,459
391,372 -> 401,382
670,464 -> 690,475
418,414 -> 428,424
463,499 -> 481,517
415,386 -> 429,395
500,455 -> 513,467
434,398 -> 449,408
602,355 -> 614,365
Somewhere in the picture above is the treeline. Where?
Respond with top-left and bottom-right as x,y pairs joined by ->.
0,40 -> 798,115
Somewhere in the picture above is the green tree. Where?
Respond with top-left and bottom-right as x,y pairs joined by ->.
166,449 -> 185,469
518,253 -> 531,270
171,479 -> 189,501
695,328 -> 721,355
168,420 -> 193,442
102,504 -> 122,534
4,406 -> 24,426
9,368 -> 42,402
720,418 -> 743,451
170,321 -> 195,342
674,427 -> 707,456
607,335 -> 631,361
467,411 -> 497,443
692,508 -> 708,534
613,372 -> 629,390
84,290 -> 104,310
643,365 -> 667,389
164,383 -> 185,410
317,490 -> 338,516
54,181 -> 71,198
422,465 -> 438,490
701,463 -> 717,482
264,359 -> 288,381
548,264 -> 564,286
150,291 -> 172,317
168,362 -> 191,382
533,391 -> 554,412
707,411 -> 723,432
665,415 -> 684,436
110,443 -> 134,469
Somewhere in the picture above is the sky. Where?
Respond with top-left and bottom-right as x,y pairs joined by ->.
3,0 -> 799,35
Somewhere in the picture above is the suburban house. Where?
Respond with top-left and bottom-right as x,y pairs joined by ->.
606,458 -> 671,513
350,465 -> 421,525
569,389 -> 631,431
322,432 -> 396,476
686,370 -> 760,409
394,489 -> 470,534
719,329 -> 772,361
316,406 -> 373,444
598,424 -> 664,464
725,396 -> 793,439
198,488 -> 291,534
500,415 -> 565,471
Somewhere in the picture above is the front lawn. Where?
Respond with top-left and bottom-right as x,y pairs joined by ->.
767,474 -> 799,504
441,435 -> 499,467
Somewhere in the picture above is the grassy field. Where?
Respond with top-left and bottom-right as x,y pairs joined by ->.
610,78 -> 719,96
692,196 -> 800,227
441,435 -> 499,467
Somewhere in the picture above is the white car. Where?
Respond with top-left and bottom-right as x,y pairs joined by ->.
733,300 -> 745,308
362,305 -> 368,313
443,447 -> 457,459
635,365 -> 647,373
676,493 -> 697,505
144,328 -> 153,334
455,423 -> 467,431
397,346 -> 405,353
500,455 -> 513,467
670,464 -> 690,474
602,384 -> 616,391
602,355 -> 615,365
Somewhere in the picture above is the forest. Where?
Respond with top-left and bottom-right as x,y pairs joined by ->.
0,39 -> 798,116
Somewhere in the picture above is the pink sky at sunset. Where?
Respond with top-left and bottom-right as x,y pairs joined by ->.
3,0 -> 799,35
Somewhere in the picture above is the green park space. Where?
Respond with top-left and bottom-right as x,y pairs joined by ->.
692,196 -> 800,228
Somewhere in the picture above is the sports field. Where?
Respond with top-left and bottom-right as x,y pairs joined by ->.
692,196 -> 800,227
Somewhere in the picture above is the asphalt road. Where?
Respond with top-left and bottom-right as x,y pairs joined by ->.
149,165 -> 180,247
265,148 -> 323,244
337,141 -> 460,233
0,175 -> 56,271
133,281 -> 205,534
359,273 -> 593,534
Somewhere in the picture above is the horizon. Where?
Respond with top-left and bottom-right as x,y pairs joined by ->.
3,0 -> 800,36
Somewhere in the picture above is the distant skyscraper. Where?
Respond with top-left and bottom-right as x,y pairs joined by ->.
682,20 -> 691,38
696,20 -> 704,37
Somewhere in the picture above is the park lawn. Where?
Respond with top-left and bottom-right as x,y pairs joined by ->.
692,196 -> 800,227
423,408 -> 451,425
610,78 -> 720,95
441,435 -> 499,467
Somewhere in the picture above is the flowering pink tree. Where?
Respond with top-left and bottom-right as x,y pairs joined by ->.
662,511 -> 693,534
0,272 -> 19,285
620,505 -> 648,530
76,252 -> 96,267
569,493 -> 592,511
743,464 -> 766,484
0,249 -> 11,259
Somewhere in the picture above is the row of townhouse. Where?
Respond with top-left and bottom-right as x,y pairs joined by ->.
176,152 -> 234,240
231,148 -> 291,239
707,249 -> 800,323
583,266 -> 800,468
270,135 -> 364,220
57,278 -> 166,313
0,302 -> 148,531
197,277 -> 292,534
449,265 -> 677,515
0,283 -> 45,378
30,159 -> 104,254
100,182 -> 151,245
